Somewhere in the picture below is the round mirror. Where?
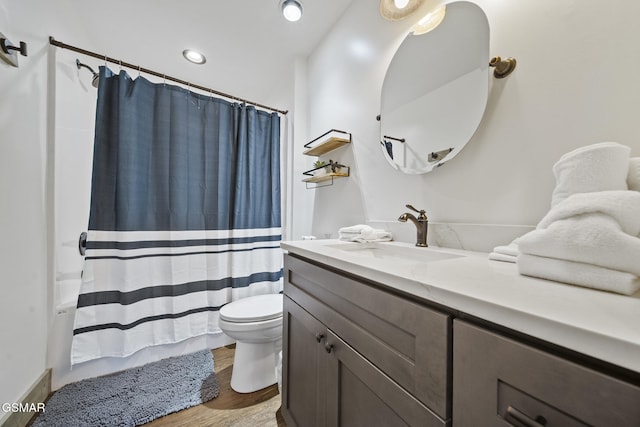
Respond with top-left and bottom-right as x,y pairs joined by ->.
380,1 -> 490,174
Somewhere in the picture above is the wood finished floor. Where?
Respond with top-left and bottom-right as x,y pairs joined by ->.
143,344 -> 286,427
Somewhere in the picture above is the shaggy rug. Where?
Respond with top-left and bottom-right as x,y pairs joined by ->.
32,349 -> 219,427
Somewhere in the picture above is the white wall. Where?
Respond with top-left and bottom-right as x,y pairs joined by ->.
0,1 -> 50,420
303,0 -> 640,250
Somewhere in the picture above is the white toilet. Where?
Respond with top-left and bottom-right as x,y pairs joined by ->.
218,293 -> 283,393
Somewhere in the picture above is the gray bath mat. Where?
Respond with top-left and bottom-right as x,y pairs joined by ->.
32,349 -> 219,427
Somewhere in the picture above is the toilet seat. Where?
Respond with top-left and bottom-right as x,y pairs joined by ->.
220,294 -> 282,323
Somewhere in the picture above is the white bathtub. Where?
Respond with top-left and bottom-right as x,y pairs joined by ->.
48,302 -> 233,390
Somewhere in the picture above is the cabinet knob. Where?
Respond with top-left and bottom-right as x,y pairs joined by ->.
315,333 -> 324,343
324,342 -> 334,354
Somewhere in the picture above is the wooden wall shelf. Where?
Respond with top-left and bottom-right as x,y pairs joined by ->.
303,129 -> 351,156
302,172 -> 350,184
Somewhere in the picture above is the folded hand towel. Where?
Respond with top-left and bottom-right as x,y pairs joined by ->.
338,224 -> 393,243
628,157 -> 640,192
551,142 -> 630,207
519,212 -> 640,276
488,252 -> 518,263
488,238 -> 520,263
518,254 -> 640,296
353,229 -> 393,243
338,224 -> 372,235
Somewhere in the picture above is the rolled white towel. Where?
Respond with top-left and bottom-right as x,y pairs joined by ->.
551,142 -> 630,207
628,157 -> 640,192
518,254 -> 640,296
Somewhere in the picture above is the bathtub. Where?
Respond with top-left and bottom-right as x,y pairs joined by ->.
48,298 -> 233,391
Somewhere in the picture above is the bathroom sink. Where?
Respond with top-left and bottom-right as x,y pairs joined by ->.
322,242 -> 463,265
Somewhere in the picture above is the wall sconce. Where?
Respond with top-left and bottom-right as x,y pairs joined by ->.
489,56 -> 517,78
0,31 -> 27,67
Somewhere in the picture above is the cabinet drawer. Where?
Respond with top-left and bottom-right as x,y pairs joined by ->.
284,254 -> 452,419
453,320 -> 640,427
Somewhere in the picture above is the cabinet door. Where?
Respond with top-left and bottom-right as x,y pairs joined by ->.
282,296 -> 328,427
325,331 -> 447,427
453,320 -> 640,427
285,254 -> 451,419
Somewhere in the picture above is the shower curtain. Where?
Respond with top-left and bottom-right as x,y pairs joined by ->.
71,67 -> 283,365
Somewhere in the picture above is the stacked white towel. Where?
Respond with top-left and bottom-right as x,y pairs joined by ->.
518,191 -> 640,295
338,224 -> 393,243
551,142 -> 630,207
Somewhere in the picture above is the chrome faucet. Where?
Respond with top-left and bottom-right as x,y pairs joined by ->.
398,204 -> 428,247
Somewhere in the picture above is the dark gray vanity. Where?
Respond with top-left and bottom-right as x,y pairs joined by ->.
280,245 -> 640,427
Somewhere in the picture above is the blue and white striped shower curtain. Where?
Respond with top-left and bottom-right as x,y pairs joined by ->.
71,67 -> 283,365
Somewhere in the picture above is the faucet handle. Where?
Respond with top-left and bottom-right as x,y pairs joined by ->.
405,204 -> 427,220
406,204 -> 424,214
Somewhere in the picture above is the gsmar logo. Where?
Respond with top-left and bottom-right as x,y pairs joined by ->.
2,402 -> 45,413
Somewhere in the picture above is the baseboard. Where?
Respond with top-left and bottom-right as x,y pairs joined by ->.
0,369 -> 51,427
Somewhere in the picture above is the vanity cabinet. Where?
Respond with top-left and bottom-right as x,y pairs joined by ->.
453,320 -> 640,427
282,254 -> 451,427
282,251 -> 640,427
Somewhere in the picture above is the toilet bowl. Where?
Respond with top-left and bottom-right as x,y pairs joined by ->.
218,293 -> 283,393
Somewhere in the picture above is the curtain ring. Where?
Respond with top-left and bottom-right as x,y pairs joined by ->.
118,60 -> 122,71
104,55 -> 107,67
163,74 -> 166,86
137,65 -> 141,78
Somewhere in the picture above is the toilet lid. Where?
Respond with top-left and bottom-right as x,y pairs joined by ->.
219,294 -> 283,323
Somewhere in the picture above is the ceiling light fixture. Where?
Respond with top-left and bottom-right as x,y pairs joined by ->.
380,0 -> 423,21
182,49 -> 206,65
411,5 -> 446,35
280,0 -> 303,22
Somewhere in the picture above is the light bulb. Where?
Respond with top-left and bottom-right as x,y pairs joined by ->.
282,0 -> 303,22
394,0 -> 410,9
182,49 -> 206,64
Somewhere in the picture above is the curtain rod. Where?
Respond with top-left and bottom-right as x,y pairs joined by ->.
49,36 -> 288,115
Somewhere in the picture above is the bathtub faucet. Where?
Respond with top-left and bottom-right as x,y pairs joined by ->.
398,204 -> 428,247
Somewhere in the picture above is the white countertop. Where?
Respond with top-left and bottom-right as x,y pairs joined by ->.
281,239 -> 640,374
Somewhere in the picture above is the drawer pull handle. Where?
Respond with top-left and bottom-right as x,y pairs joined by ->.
324,343 -> 334,354
506,406 -> 547,427
315,333 -> 324,343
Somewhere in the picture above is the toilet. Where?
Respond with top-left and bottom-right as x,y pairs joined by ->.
218,293 -> 283,393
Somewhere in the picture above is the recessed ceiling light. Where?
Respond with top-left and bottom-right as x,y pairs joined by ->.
182,49 -> 206,65
280,0 -> 303,22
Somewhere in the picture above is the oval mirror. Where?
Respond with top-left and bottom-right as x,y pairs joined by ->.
380,1 -> 490,174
